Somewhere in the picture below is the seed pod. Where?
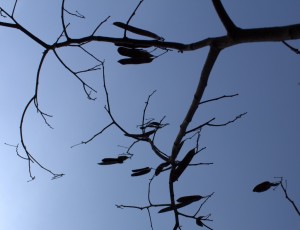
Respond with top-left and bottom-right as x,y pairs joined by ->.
253,181 -> 280,193
124,130 -> 156,139
147,122 -> 161,127
158,206 -> 173,213
118,57 -> 154,65
170,148 -> 196,182
113,22 -> 162,40
146,122 -> 167,129
117,47 -> 153,59
98,158 -> 121,165
131,167 -> 151,176
101,158 -> 118,162
132,167 -> 150,172
158,200 -> 193,213
117,155 -> 129,163
155,162 -> 170,176
196,217 -> 204,227
176,195 -> 203,203
140,122 -> 164,130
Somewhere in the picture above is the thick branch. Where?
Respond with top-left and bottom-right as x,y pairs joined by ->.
51,23 -> 300,52
212,0 -> 240,34
171,46 -> 221,161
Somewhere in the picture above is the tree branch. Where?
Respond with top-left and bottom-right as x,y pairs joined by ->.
0,7 -> 49,48
280,180 -> 300,216
282,41 -> 300,54
212,0 -> 240,35
171,46 -> 221,162
124,0 -> 145,38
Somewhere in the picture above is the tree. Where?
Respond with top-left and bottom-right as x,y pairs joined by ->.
1,1 -> 300,229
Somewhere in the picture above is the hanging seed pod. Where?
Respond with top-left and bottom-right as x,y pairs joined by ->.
158,205 -> 173,213
176,195 -> 203,203
118,57 -> 154,65
98,155 -> 129,165
132,167 -> 150,172
117,155 -> 129,163
124,130 -> 156,139
145,122 -> 167,129
170,148 -> 196,182
155,162 -> 171,176
140,122 -> 163,130
98,158 -> 121,165
117,47 -> 153,59
113,22 -> 162,40
131,167 -> 151,176
147,122 -> 161,127
196,217 -> 204,227
158,200 -> 193,213
253,181 -> 280,193
101,158 -> 118,162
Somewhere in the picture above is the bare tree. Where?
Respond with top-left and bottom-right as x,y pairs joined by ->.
1,0 -> 299,229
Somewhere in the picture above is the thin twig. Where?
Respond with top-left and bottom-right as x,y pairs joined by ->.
12,0 -> 18,17
0,7 -> 49,48
186,118 -> 215,134
207,112 -> 247,127
142,90 -> 156,131
124,0 -> 145,38
54,23 -> 70,44
282,41 -> 300,54
194,193 -> 214,217
4,143 -> 27,160
64,9 -> 85,18
280,180 -> 300,216
200,93 -> 239,105
147,208 -> 154,230
19,97 -> 63,180
61,0 -> 70,40
71,122 -> 114,148
92,16 -> 110,36
53,49 -> 97,99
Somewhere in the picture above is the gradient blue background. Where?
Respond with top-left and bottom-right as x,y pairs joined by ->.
1,1 -> 300,229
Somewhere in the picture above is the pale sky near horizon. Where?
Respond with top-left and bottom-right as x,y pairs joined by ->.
1,1 -> 300,230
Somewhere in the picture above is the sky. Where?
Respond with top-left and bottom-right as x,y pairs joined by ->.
1,0 -> 300,229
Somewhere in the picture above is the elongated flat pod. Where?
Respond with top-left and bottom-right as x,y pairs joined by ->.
131,167 -> 151,176
158,200 -> 193,213
132,167 -> 151,172
113,22 -> 162,40
118,57 -> 153,65
98,158 -> 121,165
118,47 -> 153,59
170,148 -> 196,182
125,129 -> 156,138
176,195 -> 203,203
155,162 -> 170,176
101,157 -> 119,163
117,155 -> 129,162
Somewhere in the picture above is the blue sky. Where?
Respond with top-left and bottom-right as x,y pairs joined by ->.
1,1 -> 300,229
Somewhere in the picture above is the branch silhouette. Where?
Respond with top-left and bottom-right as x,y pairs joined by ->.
1,0 -> 299,229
